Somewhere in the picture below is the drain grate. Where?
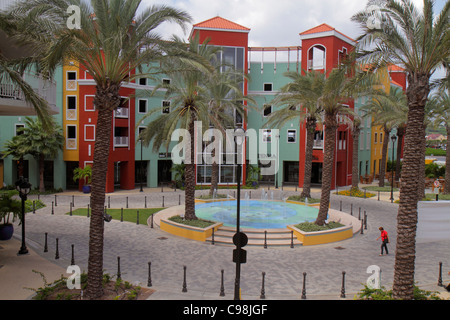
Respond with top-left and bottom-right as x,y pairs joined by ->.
157,237 -> 168,240
334,246 -> 345,250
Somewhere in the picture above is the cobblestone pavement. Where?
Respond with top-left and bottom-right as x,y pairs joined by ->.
4,187 -> 450,300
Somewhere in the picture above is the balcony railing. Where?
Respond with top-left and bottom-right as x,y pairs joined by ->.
0,71 -> 57,114
114,107 -> 129,118
114,136 -> 129,147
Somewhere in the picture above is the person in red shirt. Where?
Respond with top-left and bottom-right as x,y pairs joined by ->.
377,227 -> 389,256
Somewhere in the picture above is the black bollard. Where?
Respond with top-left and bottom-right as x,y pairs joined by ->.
145,196 -> 147,208
44,233 -> 48,252
211,228 -> 215,245
71,244 -> 75,265
378,190 -> 380,201
438,262 -> 443,287
179,194 -> 181,206
108,196 -> 110,208
360,220 -> 364,234
87,204 -> 90,218
358,207 -> 361,220
120,208 -> 123,222
151,214 -> 154,228
436,194 -> 439,201
117,256 -> 121,280
55,238 -> 59,259
260,272 -> 266,299
340,200 -> 342,211
162,196 -> 165,207
264,230 -> 267,249
340,271 -> 346,298
219,269 -> 225,297
350,203 -> 353,216
72,195 -> 75,207
52,201 -> 54,215
33,201 -> 35,214
147,262 -> 152,287
126,197 -> 128,208
290,230 -> 294,248
55,194 -> 57,207
137,210 -> 139,225
182,266 -> 187,293
364,211 -> 367,230
70,203 -> 72,216
301,272 -> 307,299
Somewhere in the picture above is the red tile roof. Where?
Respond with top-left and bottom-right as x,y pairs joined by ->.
300,23 -> 355,42
193,16 -> 250,31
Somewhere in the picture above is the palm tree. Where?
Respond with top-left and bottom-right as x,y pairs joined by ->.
2,132 -> 27,178
16,116 -> 64,192
350,115 -> 362,190
6,0 -> 191,299
140,34 -> 219,220
352,0 -> 450,299
268,70 -> 325,199
430,91 -> 450,194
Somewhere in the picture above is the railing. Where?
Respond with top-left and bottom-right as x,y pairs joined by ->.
114,107 -> 129,118
114,136 -> 129,147
307,59 -> 325,70
0,71 -> 57,110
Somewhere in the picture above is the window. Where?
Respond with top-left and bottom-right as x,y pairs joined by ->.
162,101 -> 171,114
67,72 -> 76,80
67,96 -> 76,109
15,124 -> 24,136
139,78 -> 147,86
262,129 -> 272,142
287,129 -> 296,143
66,71 -> 77,91
263,104 -> 272,117
66,125 -> 77,150
138,99 -> 147,113
374,133 -> 378,143
138,126 -> 146,140
67,125 -> 76,139
264,83 -> 273,91
162,78 -> 171,85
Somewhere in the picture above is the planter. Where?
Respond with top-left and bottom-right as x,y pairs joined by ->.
82,185 -> 91,193
0,224 -> 14,241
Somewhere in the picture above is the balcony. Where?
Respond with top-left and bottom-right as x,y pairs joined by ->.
114,107 -> 129,118
0,71 -> 58,116
114,136 -> 129,147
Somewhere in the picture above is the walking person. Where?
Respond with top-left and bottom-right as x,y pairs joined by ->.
377,227 -> 389,256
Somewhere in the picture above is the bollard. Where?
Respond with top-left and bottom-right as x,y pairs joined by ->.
87,204 -> 90,218
44,233 -> 48,252
301,272 -> 307,299
364,211 -> 367,230
360,220 -> 364,234
350,203 -> 353,216
220,269 -> 225,297
264,230 -> 267,249
438,262 -> 443,287
182,266 -> 187,292
358,207 -> 361,220
260,272 -> 266,299
378,190 -> 380,201
340,200 -> 342,211
126,197 -> 128,208
72,195 -> 75,207
436,194 -> 439,201
52,201 -> 54,215
147,262 -> 152,287
145,196 -> 147,208
117,256 -> 121,280
178,194 -> 181,206
151,214 -> 154,228
108,196 -> 110,208
71,244 -> 75,265
33,201 -> 35,214
70,203 -> 72,216
55,194 -> 57,207
162,196 -> 165,207
340,271 -> 346,298
55,238 -> 59,259
295,185 -> 297,192
137,210 -> 139,225
120,208 -> 123,222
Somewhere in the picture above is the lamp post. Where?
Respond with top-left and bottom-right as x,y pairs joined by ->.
390,135 -> 397,203
233,127 -> 247,300
140,136 -> 144,192
16,176 -> 31,255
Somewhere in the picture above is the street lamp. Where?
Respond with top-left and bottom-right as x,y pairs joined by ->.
390,135 -> 397,203
233,127 -> 247,300
15,176 -> 31,255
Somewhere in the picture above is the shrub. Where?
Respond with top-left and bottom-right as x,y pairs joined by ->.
294,221 -> 344,232
336,188 -> 376,198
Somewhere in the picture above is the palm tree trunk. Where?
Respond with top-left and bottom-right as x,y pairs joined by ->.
300,117 -> 316,199
378,127 -> 390,187
316,113 -> 337,226
392,73 -> 430,300
395,126 -> 405,182
351,125 -> 361,190
39,153 -> 45,193
185,117 -> 197,220
444,125 -> 450,194
85,82 -> 120,300
209,147 -> 219,196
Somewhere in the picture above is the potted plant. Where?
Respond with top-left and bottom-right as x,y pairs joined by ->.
0,193 -> 22,241
73,165 -> 92,193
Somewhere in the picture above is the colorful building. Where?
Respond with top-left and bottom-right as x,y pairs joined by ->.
0,16 -> 407,192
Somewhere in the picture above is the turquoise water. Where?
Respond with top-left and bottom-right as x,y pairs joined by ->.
195,200 -> 319,229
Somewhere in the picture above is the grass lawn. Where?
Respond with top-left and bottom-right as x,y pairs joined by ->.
423,193 -> 450,201
68,208 -> 164,224
362,186 -> 399,192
